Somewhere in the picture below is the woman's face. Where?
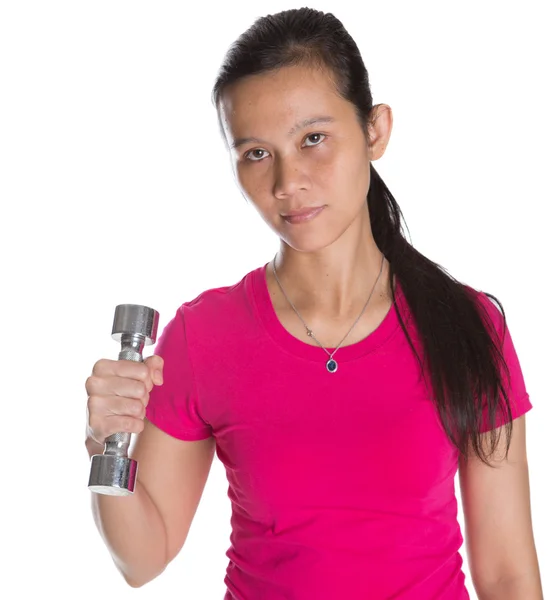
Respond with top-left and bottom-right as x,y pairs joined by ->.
219,64 -> 389,252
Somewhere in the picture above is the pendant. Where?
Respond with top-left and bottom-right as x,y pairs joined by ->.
326,358 -> 338,373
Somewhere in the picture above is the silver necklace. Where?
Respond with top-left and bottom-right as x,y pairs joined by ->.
271,252 -> 385,373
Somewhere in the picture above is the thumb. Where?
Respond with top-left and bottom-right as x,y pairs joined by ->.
145,354 -> 164,385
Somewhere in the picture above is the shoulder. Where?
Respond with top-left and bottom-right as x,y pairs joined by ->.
178,263 -> 263,321
462,283 -> 507,342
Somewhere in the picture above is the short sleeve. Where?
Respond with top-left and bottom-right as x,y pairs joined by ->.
145,305 -> 213,441
476,292 -> 533,433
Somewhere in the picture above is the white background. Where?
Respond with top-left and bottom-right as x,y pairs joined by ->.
1,1 -> 549,598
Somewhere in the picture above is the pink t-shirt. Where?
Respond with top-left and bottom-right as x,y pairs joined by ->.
145,262 -> 533,599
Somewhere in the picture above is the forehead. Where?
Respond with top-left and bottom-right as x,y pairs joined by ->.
219,65 -> 346,140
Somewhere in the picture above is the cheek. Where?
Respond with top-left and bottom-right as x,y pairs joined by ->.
341,144 -> 369,189
235,165 -> 271,210
320,138 -> 364,173
234,163 -> 248,189
235,165 -> 259,196
317,149 -> 366,196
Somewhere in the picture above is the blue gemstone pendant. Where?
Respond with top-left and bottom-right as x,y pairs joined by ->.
326,358 -> 338,373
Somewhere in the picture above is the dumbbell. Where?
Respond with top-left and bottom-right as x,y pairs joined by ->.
88,304 -> 159,496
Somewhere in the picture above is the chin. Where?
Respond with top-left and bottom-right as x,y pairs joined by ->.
263,208 -> 354,251
276,228 -> 346,255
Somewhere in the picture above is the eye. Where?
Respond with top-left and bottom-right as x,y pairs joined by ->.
244,133 -> 327,162
304,133 -> 326,147
245,148 -> 268,162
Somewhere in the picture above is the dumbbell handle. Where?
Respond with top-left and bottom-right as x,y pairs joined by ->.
103,336 -> 145,457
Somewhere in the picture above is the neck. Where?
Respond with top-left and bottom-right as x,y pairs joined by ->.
271,232 -> 392,319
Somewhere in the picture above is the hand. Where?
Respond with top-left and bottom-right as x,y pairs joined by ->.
85,355 -> 164,447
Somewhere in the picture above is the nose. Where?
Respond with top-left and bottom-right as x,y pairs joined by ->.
272,155 -> 310,199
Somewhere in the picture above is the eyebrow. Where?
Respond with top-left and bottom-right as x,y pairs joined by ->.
230,115 -> 336,150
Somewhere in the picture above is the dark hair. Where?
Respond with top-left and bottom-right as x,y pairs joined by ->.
211,7 -> 514,467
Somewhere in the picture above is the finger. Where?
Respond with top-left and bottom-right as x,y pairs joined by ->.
88,394 -> 146,419
87,375 -> 151,403
89,412 -> 145,443
92,358 -> 154,390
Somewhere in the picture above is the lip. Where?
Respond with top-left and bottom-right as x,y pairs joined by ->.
282,206 -> 326,224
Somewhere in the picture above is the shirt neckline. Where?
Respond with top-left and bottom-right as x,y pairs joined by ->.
249,261 -> 408,363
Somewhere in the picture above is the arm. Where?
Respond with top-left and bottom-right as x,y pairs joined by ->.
88,420 -> 216,587
471,572 -> 543,600
458,414 -> 543,599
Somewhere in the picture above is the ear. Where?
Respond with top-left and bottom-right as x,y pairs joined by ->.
366,104 -> 393,161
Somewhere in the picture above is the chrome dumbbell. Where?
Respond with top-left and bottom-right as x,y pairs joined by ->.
88,304 -> 159,496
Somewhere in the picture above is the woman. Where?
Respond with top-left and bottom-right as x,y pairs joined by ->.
85,7 -> 543,599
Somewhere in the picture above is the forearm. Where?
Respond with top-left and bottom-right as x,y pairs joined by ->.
475,571 -> 543,600
87,439 -> 168,587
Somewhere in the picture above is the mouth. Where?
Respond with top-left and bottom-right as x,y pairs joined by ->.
281,206 -> 326,224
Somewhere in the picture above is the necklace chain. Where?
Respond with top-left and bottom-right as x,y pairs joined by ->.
271,252 -> 385,372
